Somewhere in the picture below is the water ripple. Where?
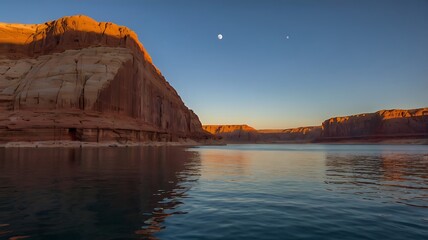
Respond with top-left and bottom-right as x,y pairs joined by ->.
1,145 -> 428,239
325,153 -> 428,208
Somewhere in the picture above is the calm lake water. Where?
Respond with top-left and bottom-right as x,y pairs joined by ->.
0,144 -> 428,239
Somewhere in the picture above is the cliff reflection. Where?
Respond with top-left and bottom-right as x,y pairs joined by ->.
196,149 -> 249,180
0,146 -> 201,240
325,152 -> 428,208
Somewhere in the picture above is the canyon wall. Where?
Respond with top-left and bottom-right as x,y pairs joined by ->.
202,125 -> 321,143
0,15 -> 209,143
203,125 -> 259,142
258,127 -> 322,142
204,108 -> 428,143
321,108 -> 428,140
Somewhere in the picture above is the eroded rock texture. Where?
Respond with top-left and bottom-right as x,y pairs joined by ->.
203,125 -> 259,142
0,15 -> 208,143
202,124 -> 321,142
321,108 -> 428,140
258,126 -> 322,142
204,108 -> 428,143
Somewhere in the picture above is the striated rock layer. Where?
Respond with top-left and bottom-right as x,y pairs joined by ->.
203,125 -> 259,142
204,108 -> 428,143
0,15 -> 209,143
321,108 -> 428,140
258,126 -> 322,142
202,124 -> 321,142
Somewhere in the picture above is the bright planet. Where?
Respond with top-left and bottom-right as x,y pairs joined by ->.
217,34 -> 223,40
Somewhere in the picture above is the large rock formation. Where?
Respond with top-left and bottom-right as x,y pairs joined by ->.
203,125 -> 259,142
0,15 -> 209,143
321,108 -> 428,140
202,124 -> 321,143
204,108 -> 428,143
258,126 -> 322,142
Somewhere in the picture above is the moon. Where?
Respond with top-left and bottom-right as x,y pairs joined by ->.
218,34 -> 223,40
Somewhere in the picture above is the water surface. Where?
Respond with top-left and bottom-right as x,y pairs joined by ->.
0,144 -> 427,239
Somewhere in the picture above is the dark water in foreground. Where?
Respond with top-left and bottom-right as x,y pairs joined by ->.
0,144 -> 428,240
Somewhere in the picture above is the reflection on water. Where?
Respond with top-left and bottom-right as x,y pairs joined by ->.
197,149 -> 250,181
156,144 -> 428,240
325,153 -> 428,208
0,147 -> 200,240
1,144 -> 428,240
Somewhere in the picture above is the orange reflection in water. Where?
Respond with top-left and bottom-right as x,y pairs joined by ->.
197,147 -> 326,182
381,153 -> 407,181
198,149 -> 250,180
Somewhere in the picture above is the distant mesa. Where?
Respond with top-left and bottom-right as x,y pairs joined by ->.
0,15 -> 211,143
203,124 -> 259,142
320,108 -> 428,142
203,124 -> 321,143
203,124 -> 256,134
204,108 -> 428,143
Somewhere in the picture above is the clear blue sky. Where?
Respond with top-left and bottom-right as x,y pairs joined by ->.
1,0 -> 427,129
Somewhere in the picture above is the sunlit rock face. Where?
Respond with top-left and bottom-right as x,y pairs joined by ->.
258,126 -> 322,142
0,15 -> 208,142
203,124 -> 257,135
204,108 -> 428,143
202,125 -> 259,142
321,108 -> 428,139
202,125 -> 321,142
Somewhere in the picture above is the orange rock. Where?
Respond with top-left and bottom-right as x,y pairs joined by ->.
0,15 -> 153,64
321,108 -> 428,139
202,124 -> 321,143
0,15 -> 210,143
203,124 -> 256,134
204,108 -> 428,143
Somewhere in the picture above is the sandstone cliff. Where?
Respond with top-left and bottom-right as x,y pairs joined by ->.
0,15 -> 209,143
258,126 -> 322,142
204,108 -> 428,143
202,124 -> 321,143
321,108 -> 428,140
202,125 -> 259,142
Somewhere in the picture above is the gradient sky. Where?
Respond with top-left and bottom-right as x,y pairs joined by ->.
1,0 -> 427,129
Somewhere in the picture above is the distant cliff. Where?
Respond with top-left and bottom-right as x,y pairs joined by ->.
0,15 -> 210,143
202,125 -> 258,142
321,108 -> 428,140
203,124 -> 256,134
258,127 -> 322,142
202,125 -> 321,143
204,108 -> 428,143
